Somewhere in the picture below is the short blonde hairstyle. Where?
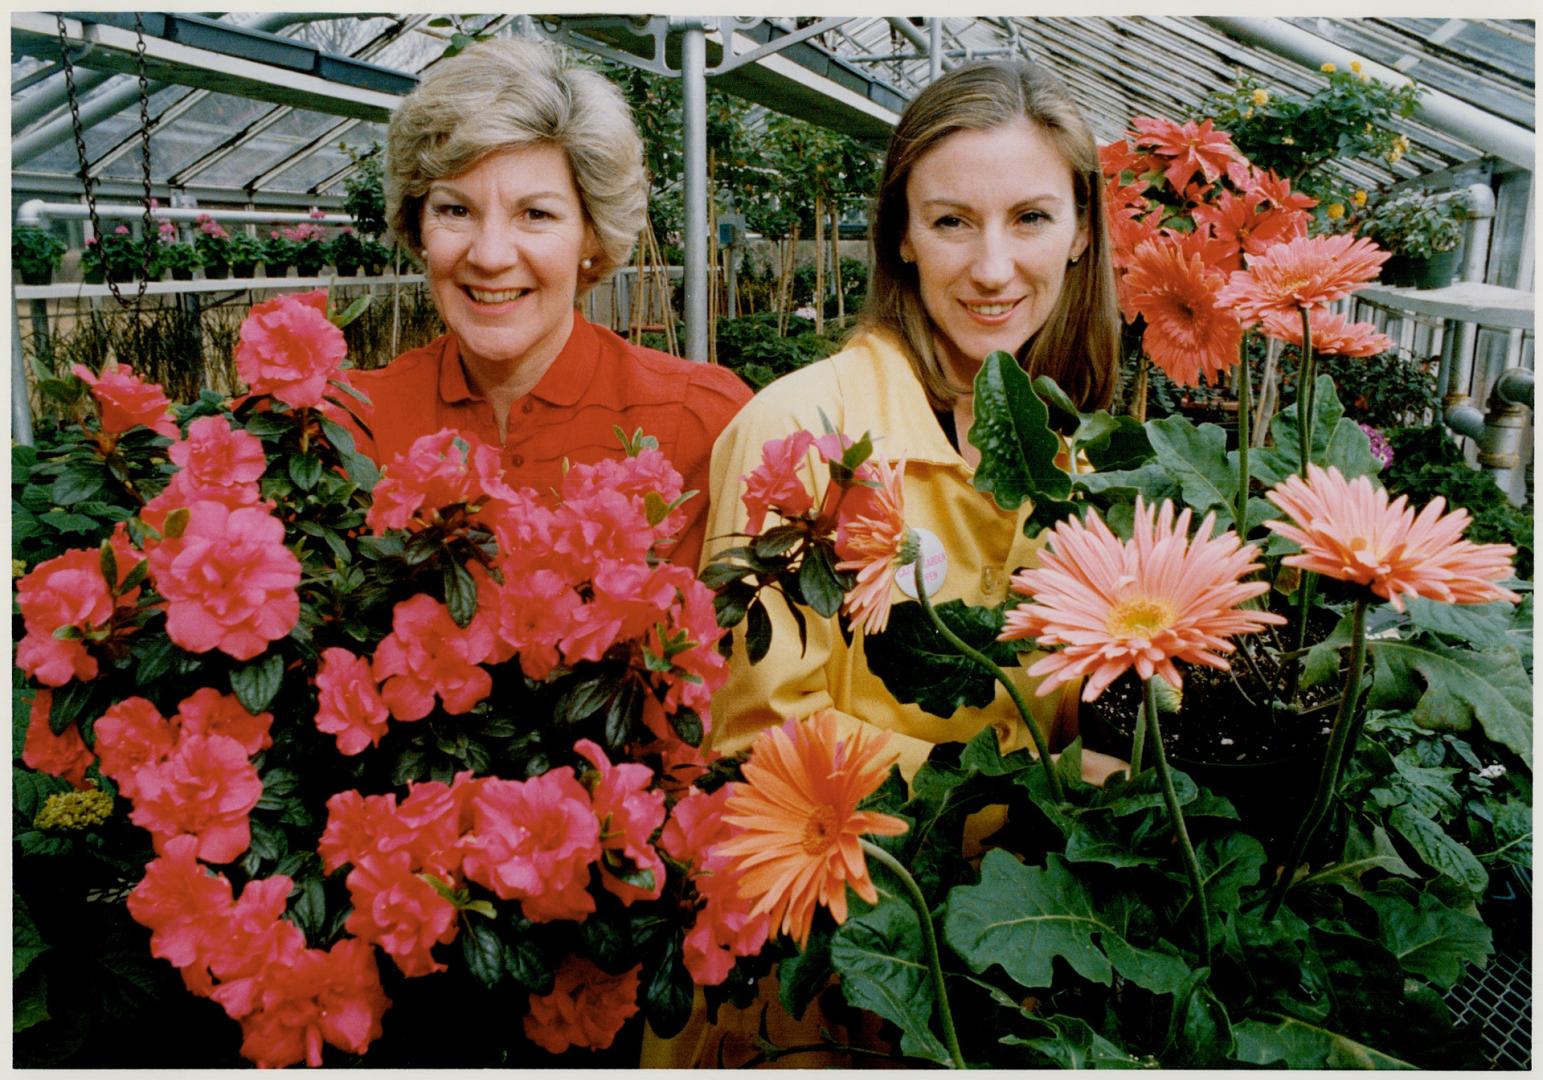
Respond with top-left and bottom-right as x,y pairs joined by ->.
860,60 -> 1120,412
385,36 -> 647,295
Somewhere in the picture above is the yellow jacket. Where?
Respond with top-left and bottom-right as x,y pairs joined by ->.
702,328 -> 1077,778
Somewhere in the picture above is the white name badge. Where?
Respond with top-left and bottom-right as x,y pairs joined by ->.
896,527 -> 949,600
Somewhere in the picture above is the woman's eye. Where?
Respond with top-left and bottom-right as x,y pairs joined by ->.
933,214 -> 964,229
1020,210 -> 1049,226
432,202 -> 469,219
525,207 -> 552,222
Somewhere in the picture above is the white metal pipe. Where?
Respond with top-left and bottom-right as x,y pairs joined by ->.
1199,17 -> 1535,171
928,18 -> 943,82
13,314 -> 35,447
16,200 -> 354,229
886,16 -> 929,51
679,19 -> 710,362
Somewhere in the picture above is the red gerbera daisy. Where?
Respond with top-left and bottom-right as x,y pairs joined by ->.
1123,237 -> 1244,386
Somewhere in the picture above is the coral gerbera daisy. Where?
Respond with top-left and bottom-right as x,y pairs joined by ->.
834,457 -> 913,635
715,710 -> 908,948
1217,233 -> 1390,325
1000,498 -> 1286,701
1264,464 -> 1519,612
1129,116 -> 1251,194
1123,237 -> 1244,386
1258,308 -> 1392,357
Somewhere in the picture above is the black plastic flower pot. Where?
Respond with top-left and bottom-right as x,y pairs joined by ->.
1381,246 -> 1462,290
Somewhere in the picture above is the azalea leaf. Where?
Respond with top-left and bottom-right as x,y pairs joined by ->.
830,894 -> 952,1065
943,850 -> 1113,990
13,894 -> 50,980
744,598 -> 772,664
13,966 -> 49,1033
797,541 -> 846,619
1367,640 -> 1531,766
287,451 -> 323,492
461,918 -> 505,989
230,652 -> 285,715
1231,1014 -> 1417,1069
50,461 -> 107,504
14,768 -> 71,821
969,350 -> 1071,512
1363,882 -> 1492,990
641,934 -> 694,1040
1144,416 -> 1236,515
442,559 -> 477,628
1005,1013 -> 1146,1069
865,599 -> 1017,718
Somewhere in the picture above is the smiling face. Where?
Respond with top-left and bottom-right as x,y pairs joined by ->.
899,120 -> 1089,384
420,142 -> 599,382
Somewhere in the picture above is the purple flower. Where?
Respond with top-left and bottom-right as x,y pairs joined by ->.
1359,422 -> 1394,468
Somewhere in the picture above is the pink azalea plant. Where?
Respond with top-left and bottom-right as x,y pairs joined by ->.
13,290 -> 779,1067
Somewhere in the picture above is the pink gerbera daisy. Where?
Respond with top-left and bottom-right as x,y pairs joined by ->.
1217,233 -> 1390,325
1258,309 -> 1392,358
1264,464 -> 1519,612
1000,499 -> 1286,701
834,457 -> 912,635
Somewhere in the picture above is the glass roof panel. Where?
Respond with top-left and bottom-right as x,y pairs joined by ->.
100,91 -> 277,181
27,80 -> 188,176
188,106 -> 350,191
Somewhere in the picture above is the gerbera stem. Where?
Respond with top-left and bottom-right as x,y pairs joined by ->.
1233,339 -> 1252,539
860,839 -> 966,1070
1296,306 -> 1315,479
1264,597 -> 1369,921
914,568 -> 1065,803
1141,680 -> 1212,969
1129,680 -> 1153,776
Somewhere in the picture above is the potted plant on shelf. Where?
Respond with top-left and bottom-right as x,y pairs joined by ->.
260,230 -> 297,278
226,231 -> 265,280
1359,189 -> 1468,289
341,142 -> 388,240
13,226 -> 68,286
328,226 -> 366,277
285,217 -> 329,277
80,225 -> 151,284
151,220 -> 202,282
194,214 -> 232,279
362,237 -> 394,276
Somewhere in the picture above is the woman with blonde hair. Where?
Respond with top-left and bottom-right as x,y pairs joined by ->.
349,36 -> 750,568
653,58 -> 1126,1066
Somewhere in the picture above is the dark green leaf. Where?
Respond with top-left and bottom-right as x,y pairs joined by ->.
1364,883 -> 1491,989
1404,596 -> 1515,647
293,878 -> 327,937
1298,823 -> 1418,892
669,707 -> 704,748
287,452 -> 323,492
713,580 -> 754,629
865,599 -> 1016,718
745,598 -> 772,664
1368,641 -> 1530,767
943,850 -> 1112,989
443,559 -> 477,628
641,937 -> 694,1039
1387,804 -> 1488,896
244,413 -> 291,438
751,523 -> 804,559
230,652 -> 285,715
1145,416 -> 1235,515
247,817 -> 286,862
831,895 -> 952,1065
330,293 -> 372,329
461,918 -> 505,988
50,462 -> 107,504
14,767 -> 71,821
13,966 -> 49,1032
797,542 -> 845,618
777,921 -> 835,1022
555,677 -> 612,727
580,912 -> 635,971
969,350 -> 1071,511
13,894 -> 50,979
1007,1013 -> 1145,1068
1232,1015 -> 1417,1069
504,928 -> 554,993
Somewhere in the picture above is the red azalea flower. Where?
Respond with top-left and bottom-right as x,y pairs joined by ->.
126,835 -> 236,994
575,738 -> 667,905
204,875 -> 308,1020
234,290 -> 346,408
471,563 -> 582,679
233,938 -> 390,1068
523,957 -> 640,1054
71,362 -> 179,438
740,430 -> 816,534
94,696 -> 178,799
176,687 -> 273,756
551,487 -> 658,576
460,769 -> 601,923
318,789 -> 400,873
371,593 -> 494,721
147,500 -> 301,661
21,690 -> 95,789
315,647 -> 391,755
367,428 -> 520,534
15,546 -> 130,686
394,776 -> 476,875
649,566 -> 729,717
558,560 -> 679,665
659,787 -> 768,985
343,850 -> 459,977
128,733 -> 264,864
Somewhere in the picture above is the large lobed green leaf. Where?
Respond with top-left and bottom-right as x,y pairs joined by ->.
969,351 -> 1071,512
1232,1014 -> 1418,1069
1367,640 -> 1531,766
1145,417 -> 1236,515
830,894 -> 953,1065
864,599 -> 1019,718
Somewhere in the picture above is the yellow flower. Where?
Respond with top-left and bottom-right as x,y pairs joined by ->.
1352,189 -> 1368,207
1251,88 -> 1271,107
1360,74 -> 1371,84
1387,149 -> 1404,164
1396,135 -> 1411,152
1350,60 -> 1363,73
1282,135 -> 1295,146
1321,62 -> 1337,73
35,788 -> 114,831
1327,203 -> 1346,220
12,559 -> 26,579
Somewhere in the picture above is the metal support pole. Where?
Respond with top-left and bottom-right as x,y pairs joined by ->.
680,19 -> 709,362
13,309 -> 36,447
928,18 -> 943,82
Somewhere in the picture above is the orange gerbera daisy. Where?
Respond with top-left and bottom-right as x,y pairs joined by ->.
1259,308 -> 1393,357
716,711 -> 909,948
1130,116 -> 1251,194
1217,233 -> 1389,326
834,457 -> 912,635
1191,189 -> 1308,269
1000,499 -> 1286,701
1264,464 -> 1519,612
1123,237 -> 1244,386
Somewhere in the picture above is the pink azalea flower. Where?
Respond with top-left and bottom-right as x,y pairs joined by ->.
128,733 -> 264,864
460,769 -> 601,923
15,542 -> 141,686
523,957 -> 640,1054
126,835 -> 237,994
146,500 -> 301,661
21,690 -> 95,789
371,593 -> 494,721
232,938 -> 389,1068
343,849 -> 459,977
167,415 -> 267,493
314,647 -> 391,755
575,738 -> 667,905
367,428 -> 520,534
176,687 -> 273,756
234,290 -> 346,408
203,875 -> 308,1019
93,696 -> 178,799
72,363 -> 179,438
740,430 -> 816,534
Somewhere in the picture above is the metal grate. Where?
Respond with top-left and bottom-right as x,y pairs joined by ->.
1445,946 -> 1532,1069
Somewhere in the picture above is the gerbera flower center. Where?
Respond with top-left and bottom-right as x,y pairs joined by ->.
1106,596 -> 1175,639
801,806 -> 841,856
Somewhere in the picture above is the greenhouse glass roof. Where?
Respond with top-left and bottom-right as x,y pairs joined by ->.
11,13 -> 1534,208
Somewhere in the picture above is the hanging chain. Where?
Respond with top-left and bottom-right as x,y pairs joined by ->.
57,13 -> 153,308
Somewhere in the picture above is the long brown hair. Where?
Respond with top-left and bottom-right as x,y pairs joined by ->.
859,60 -> 1119,411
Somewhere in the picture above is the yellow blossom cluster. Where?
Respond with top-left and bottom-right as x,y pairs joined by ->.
1251,88 -> 1271,107
1353,189 -> 1368,207
1321,62 -> 1337,73
1327,203 -> 1346,220
35,787 -> 114,831
1386,133 -> 1412,163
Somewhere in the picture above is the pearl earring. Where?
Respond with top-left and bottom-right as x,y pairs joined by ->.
580,257 -> 594,270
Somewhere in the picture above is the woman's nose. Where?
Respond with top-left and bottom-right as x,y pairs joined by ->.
970,228 -> 1014,290
465,218 -> 519,274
